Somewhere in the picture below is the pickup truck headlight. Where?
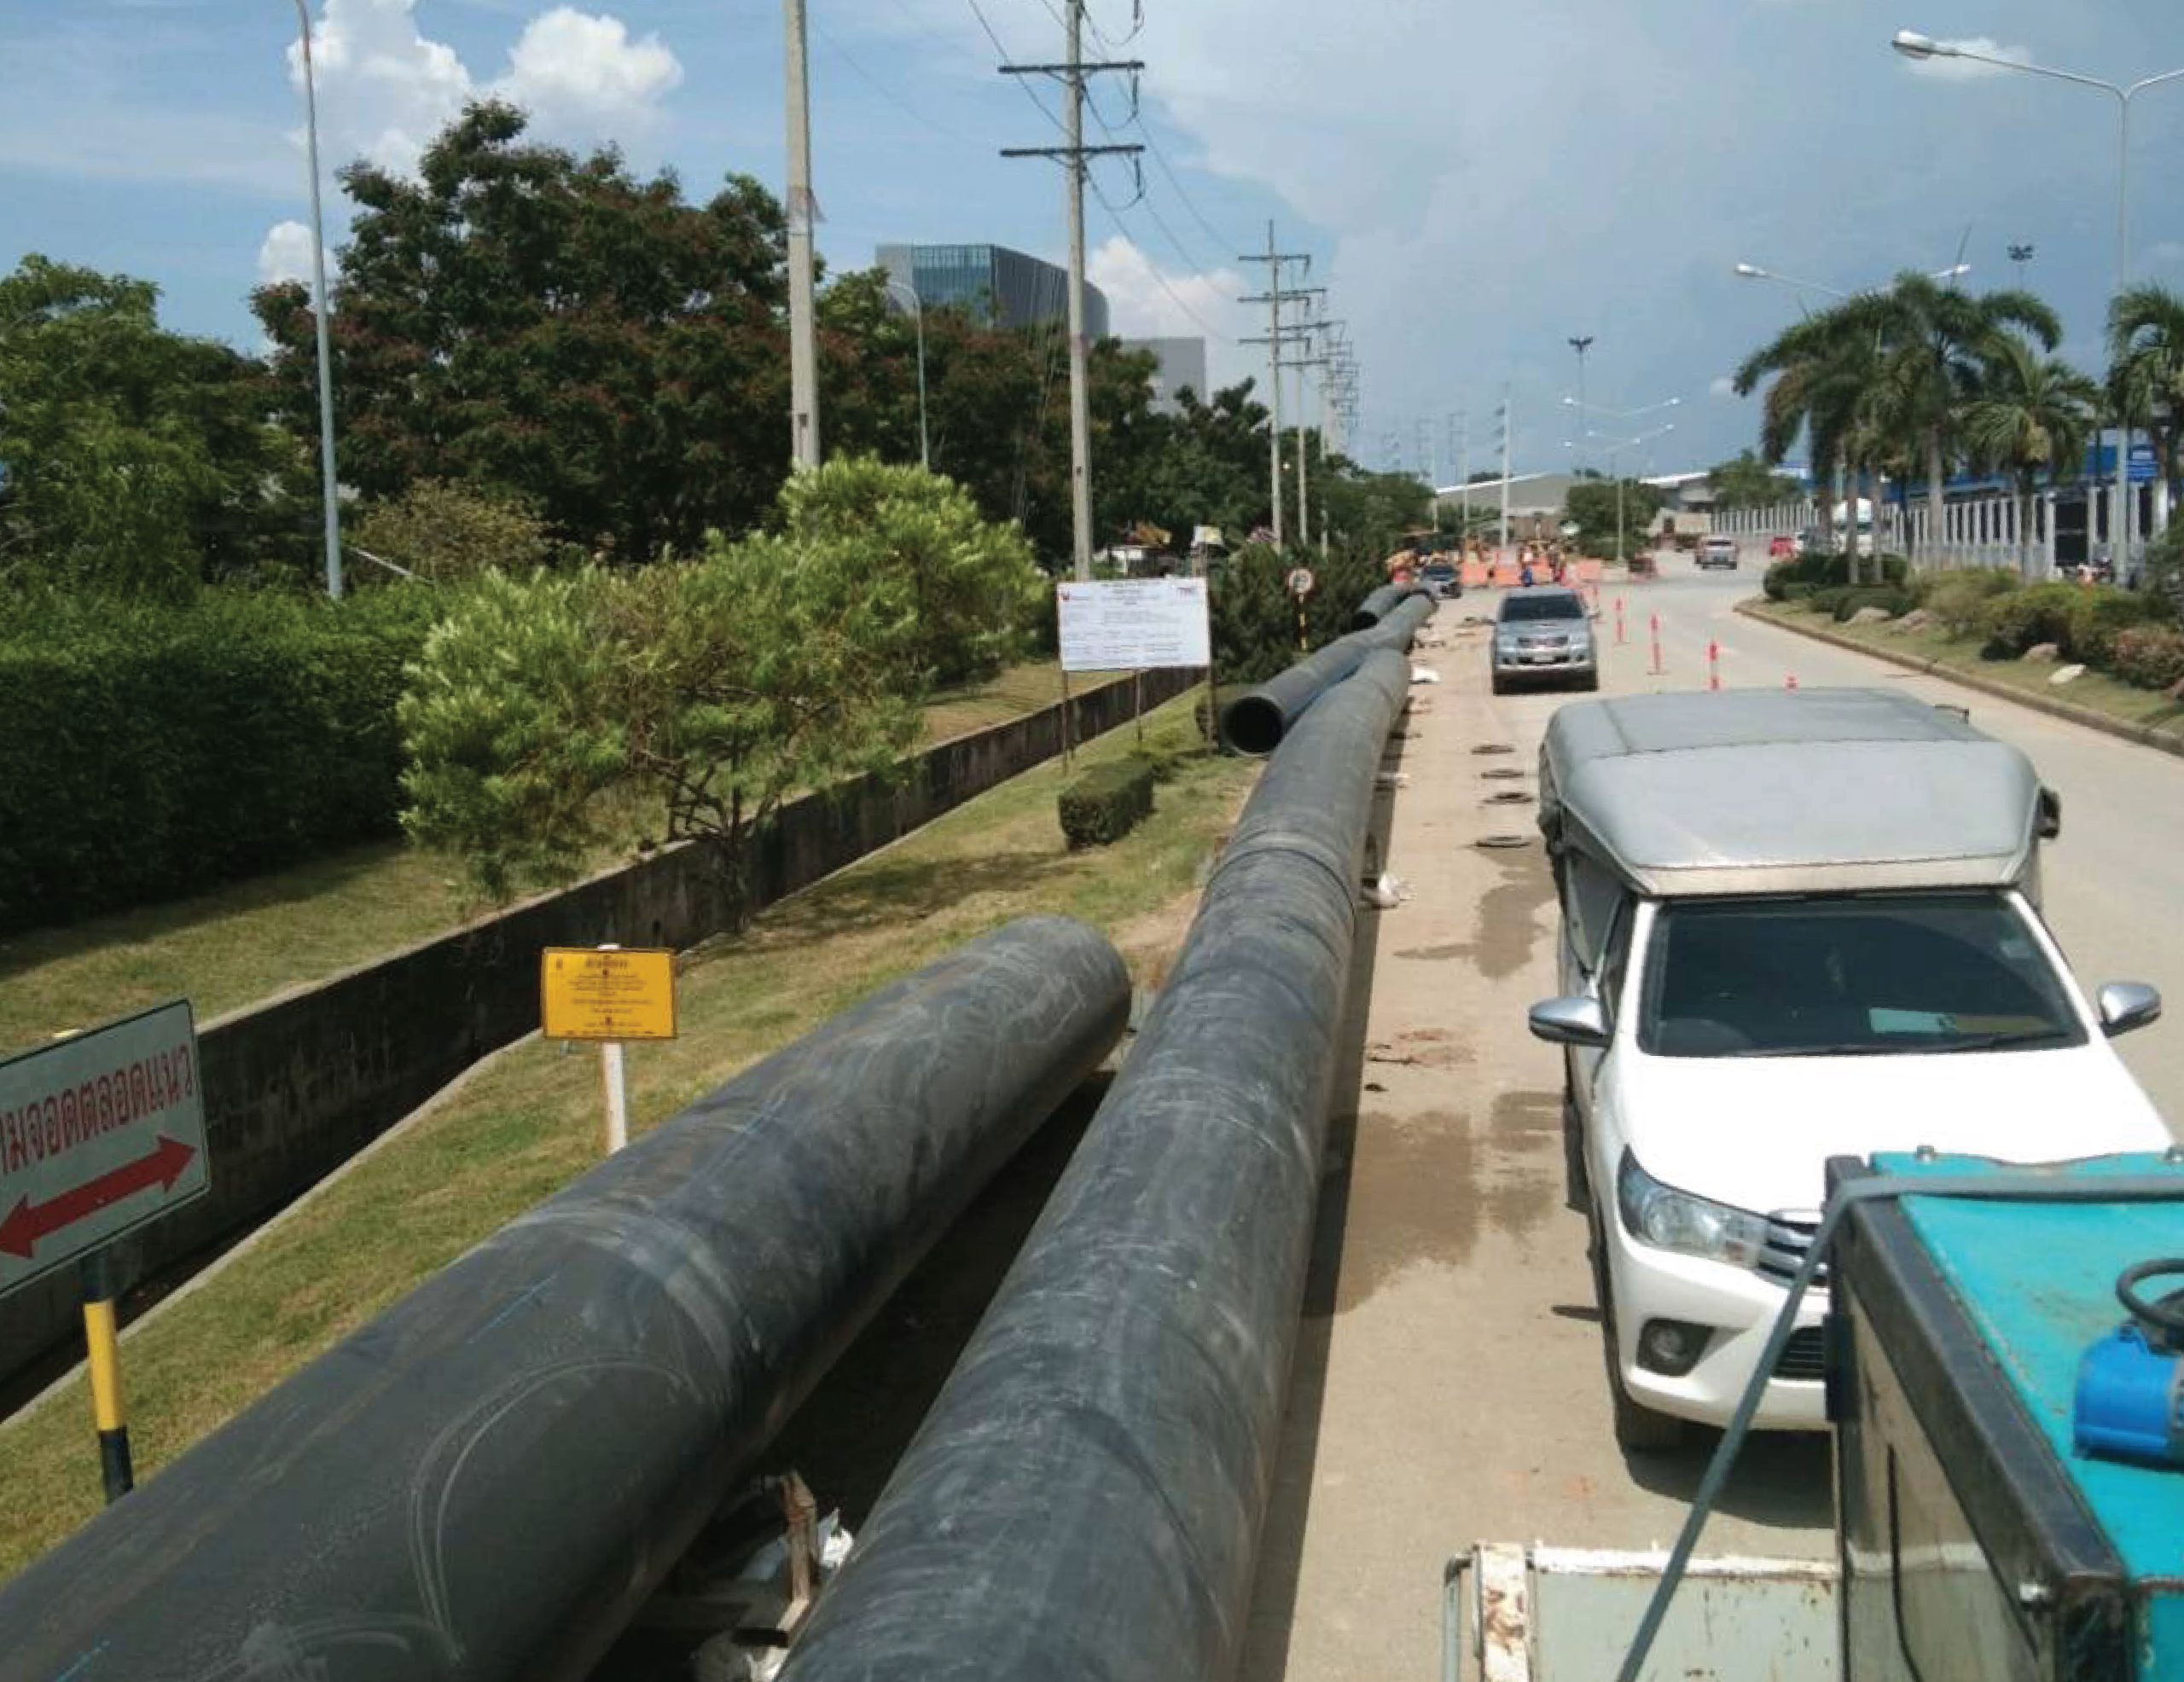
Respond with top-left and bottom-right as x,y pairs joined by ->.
1617,1151 -> 1769,1269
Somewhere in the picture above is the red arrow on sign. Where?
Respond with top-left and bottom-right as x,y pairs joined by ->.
0,1134 -> 197,1261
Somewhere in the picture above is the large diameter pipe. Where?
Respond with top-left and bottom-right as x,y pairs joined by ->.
1223,591 -> 1432,756
781,649 -> 1412,1682
0,917 -> 1130,1682
1350,581 -> 1432,631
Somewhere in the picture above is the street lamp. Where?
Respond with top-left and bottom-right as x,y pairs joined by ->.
2009,242 -> 2036,287
880,278 -> 930,473
1567,334 -> 1594,470
1892,28 -> 2184,566
1567,394 -> 1682,422
1577,421 -> 1676,565
290,0 -> 343,599
1733,260 -> 1971,299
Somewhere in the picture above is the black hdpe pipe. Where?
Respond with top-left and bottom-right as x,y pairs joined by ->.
1222,590 -> 1432,756
0,917 -> 1130,1682
779,648 -> 1411,1682
1350,581 -> 1432,632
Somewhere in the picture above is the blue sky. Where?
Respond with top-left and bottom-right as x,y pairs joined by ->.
5,0 -> 2184,479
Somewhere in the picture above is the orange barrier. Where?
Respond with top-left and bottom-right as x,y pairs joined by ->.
1572,559 -> 1604,584
1491,563 -> 1520,588
1461,560 -> 1490,589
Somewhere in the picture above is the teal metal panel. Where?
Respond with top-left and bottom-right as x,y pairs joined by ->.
1877,1152 -> 2184,1682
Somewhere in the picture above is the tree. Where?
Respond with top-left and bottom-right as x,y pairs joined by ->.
1,255 -> 305,595
1734,304 -> 1874,572
255,103 -> 791,566
351,480 -> 573,584
1855,275 -> 2061,568
2108,284 -> 2184,526
1707,450 -> 1804,511
772,456 -> 1044,686
401,535 -> 926,908
1319,462 -> 1434,554
1564,478 -> 1664,561
1101,380 -> 1273,546
1961,332 -> 2098,579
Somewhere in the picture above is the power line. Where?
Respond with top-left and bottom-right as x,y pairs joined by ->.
1087,177 -> 1234,342
810,10 -> 976,145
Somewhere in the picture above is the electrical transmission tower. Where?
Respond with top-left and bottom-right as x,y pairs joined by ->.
1240,223 -> 1314,548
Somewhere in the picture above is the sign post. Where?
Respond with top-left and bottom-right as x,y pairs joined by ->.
0,999 -> 209,1503
541,946 -> 677,1155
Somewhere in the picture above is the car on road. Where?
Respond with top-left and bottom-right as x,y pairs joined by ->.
1697,536 -> 1740,571
1527,690 -> 2169,1450
1769,535 -> 1797,560
1490,588 -> 1596,695
1420,560 -> 1461,600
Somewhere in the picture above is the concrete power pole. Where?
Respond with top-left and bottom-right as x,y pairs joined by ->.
1458,408 -> 1471,542
1498,389 -> 1513,553
999,9 -> 1141,579
1240,223 -> 1310,548
784,0 -> 821,470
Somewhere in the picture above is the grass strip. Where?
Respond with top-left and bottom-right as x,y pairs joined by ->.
0,696 -> 1252,1580
0,661 -> 1128,1057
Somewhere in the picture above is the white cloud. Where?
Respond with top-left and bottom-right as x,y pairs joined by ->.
290,0 -> 682,177
499,8 -> 682,133
1087,235 -> 1251,386
1901,38 -> 2033,79
256,219 -> 330,287
1710,375 -> 1738,399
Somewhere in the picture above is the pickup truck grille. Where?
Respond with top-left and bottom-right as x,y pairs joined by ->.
1773,1325 -> 1827,1383
1755,1213 -> 1826,1286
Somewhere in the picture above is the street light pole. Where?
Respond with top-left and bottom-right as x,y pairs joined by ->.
882,280 -> 930,472
291,0 -> 342,599
1567,334 -> 1594,472
1892,30 -> 2184,570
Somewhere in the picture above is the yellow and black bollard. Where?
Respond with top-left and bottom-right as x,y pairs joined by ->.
80,1252 -> 133,1503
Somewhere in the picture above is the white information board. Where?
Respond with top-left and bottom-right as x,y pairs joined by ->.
1055,578 -> 1211,674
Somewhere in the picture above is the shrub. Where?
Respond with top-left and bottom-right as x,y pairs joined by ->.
1807,586 -> 1851,619
1210,542 -> 1385,687
2111,625 -> 2184,691
1765,551 -> 1907,601
774,456 -> 1044,687
2068,588 -> 2162,667
1916,567 -> 2019,636
1832,587 -> 1913,622
1058,758 -> 1156,848
351,479 -> 574,584
1979,583 -> 2084,658
0,587 -> 442,934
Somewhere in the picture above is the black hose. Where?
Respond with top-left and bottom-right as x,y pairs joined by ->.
778,648 -> 1412,1682
1223,593 -> 1432,756
0,917 -> 1131,1682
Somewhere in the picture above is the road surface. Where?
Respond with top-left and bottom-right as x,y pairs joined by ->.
1240,550 -> 2184,1682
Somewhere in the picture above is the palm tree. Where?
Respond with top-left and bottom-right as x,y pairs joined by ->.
1842,275 -> 2064,569
1960,332 -> 2098,579
2108,285 -> 2184,528
1735,301 -> 1879,580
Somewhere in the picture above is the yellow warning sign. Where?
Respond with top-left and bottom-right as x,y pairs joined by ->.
541,948 -> 677,1041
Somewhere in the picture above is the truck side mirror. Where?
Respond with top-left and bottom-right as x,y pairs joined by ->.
2098,983 -> 2161,1039
1529,997 -> 1610,1049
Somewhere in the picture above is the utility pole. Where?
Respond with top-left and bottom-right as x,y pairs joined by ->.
1458,408 -> 1471,542
999,8 -> 1141,579
1497,388 -> 1513,553
785,0 -> 821,470
1240,222 -> 1311,548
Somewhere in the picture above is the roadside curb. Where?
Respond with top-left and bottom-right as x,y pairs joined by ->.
1737,601 -> 2184,762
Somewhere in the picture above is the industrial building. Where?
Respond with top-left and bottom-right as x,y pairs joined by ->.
876,242 -> 1109,339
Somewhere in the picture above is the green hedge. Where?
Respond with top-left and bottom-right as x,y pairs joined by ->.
0,588 -> 442,933
1057,758 -> 1156,849
1763,551 -> 1908,601
1978,583 -> 2107,660
2111,625 -> 2184,690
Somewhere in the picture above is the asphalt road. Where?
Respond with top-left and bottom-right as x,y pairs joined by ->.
1239,551 -> 2184,1682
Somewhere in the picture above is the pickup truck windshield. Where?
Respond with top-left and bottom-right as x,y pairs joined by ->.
1501,594 -> 1584,622
1636,893 -> 2086,1058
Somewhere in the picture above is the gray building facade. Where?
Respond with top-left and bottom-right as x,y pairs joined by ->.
1119,337 -> 1208,415
877,242 -> 1109,339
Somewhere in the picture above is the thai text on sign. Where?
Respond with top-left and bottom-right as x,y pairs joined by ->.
0,1000 -> 208,1296
541,948 -> 678,1041
1055,578 -> 1212,674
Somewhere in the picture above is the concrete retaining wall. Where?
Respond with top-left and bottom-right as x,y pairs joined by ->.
3,669 -> 1199,1383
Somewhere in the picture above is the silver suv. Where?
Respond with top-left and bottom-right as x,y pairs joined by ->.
1698,536 -> 1739,570
1490,588 -> 1597,694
